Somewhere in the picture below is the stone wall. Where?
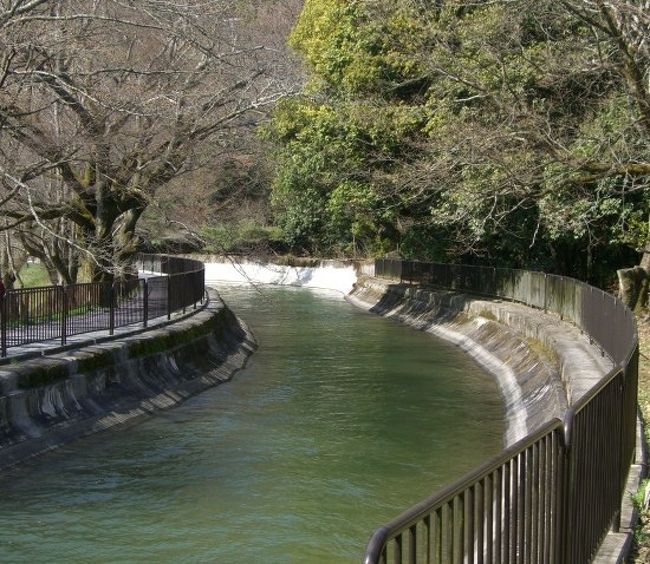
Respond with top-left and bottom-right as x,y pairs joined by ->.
0,288 -> 255,470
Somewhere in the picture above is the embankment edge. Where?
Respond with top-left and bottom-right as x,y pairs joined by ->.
0,287 -> 256,471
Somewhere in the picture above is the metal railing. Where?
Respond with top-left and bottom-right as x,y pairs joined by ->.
0,254 -> 205,357
365,258 -> 638,563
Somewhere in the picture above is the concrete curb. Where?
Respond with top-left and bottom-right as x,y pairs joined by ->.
595,414 -> 648,563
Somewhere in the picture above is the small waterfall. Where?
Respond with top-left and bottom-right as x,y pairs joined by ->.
204,260 -> 358,294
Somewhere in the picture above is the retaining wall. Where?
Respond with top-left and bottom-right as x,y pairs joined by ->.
0,288 -> 255,470
348,276 -> 613,446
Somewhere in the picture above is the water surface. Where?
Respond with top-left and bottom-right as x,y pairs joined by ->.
0,286 -> 504,563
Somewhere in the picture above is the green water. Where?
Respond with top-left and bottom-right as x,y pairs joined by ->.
0,287 -> 504,563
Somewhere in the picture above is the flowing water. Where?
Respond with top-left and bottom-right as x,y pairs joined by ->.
0,286 -> 505,563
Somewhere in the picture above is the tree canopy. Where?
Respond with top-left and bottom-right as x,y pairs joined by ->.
2,0 -> 649,289
266,0 -> 650,282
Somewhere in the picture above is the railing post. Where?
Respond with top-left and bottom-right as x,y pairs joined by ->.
1,293 -> 6,357
60,286 -> 67,346
109,283 -> 115,335
559,410 -> 575,563
142,278 -> 149,328
167,276 -> 172,320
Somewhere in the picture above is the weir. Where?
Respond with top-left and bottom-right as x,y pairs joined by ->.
203,256 -> 359,294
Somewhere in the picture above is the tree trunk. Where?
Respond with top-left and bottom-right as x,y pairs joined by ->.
617,265 -> 648,311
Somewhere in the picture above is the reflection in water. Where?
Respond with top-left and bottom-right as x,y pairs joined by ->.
0,286 -> 504,563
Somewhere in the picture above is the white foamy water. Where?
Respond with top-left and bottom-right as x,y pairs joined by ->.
204,261 -> 358,294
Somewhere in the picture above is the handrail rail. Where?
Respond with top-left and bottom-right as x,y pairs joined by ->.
365,258 -> 639,563
0,253 -> 205,356
363,418 -> 564,564
377,258 -> 638,365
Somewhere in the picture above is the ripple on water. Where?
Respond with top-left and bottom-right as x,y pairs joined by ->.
0,286 -> 505,563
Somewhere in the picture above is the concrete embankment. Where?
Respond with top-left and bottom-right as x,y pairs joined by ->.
0,288 -> 256,470
348,276 -> 613,446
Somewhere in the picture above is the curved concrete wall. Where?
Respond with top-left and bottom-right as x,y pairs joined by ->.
0,288 -> 255,470
348,276 -> 613,446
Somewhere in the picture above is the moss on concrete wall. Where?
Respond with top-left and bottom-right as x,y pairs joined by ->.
0,288 -> 256,471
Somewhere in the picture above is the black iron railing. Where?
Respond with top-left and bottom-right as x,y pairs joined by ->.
0,254 -> 205,357
366,258 -> 638,563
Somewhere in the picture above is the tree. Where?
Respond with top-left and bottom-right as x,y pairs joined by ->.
269,0 -> 650,286
0,0 -> 295,282
265,0 -> 433,255
138,0 -> 305,257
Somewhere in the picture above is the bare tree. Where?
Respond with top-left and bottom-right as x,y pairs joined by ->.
0,0 -> 297,282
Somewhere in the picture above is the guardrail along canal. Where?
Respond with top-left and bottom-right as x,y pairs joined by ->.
0,287 -> 504,563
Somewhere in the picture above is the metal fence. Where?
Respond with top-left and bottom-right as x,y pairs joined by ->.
366,258 -> 639,563
0,254 -> 205,357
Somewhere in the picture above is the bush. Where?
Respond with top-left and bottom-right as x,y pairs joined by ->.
201,222 -> 285,254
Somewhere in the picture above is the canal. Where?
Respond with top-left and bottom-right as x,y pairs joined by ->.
0,286 -> 504,563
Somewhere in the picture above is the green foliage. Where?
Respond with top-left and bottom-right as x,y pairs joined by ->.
541,93 -> 650,256
268,0 -> 650,280
202,222 -> 283,254
290,0 -> 431,96
264,94 -> 418,253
